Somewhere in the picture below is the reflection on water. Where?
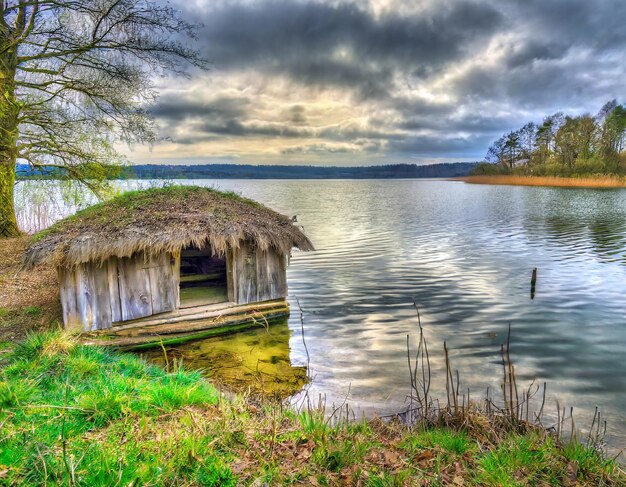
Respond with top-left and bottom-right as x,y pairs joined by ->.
142,319 -> 307,399
16,179 -> 626,455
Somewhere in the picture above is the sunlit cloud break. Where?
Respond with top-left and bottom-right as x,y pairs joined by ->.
123,0 -> 626,166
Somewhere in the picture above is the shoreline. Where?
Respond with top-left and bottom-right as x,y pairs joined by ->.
1,332 -> 624,485
2,233 -> 625,483
455,175 -> 626,188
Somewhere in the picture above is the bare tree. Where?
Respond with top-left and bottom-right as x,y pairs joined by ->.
0,0 -> 207,237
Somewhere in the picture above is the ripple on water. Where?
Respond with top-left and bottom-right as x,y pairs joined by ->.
17,179 -> 626,458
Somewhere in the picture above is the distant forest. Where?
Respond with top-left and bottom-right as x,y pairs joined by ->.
475,100 -> 626,177
17,162 -> 477,180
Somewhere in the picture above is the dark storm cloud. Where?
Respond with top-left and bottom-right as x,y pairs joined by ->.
400,113 -> 518,135
189,0 -> 503,99
504,41 -> 570,70
153,94 -> 317,142
388,133 -> 495,156
507,0 -> 626,51
148,0 -> 626,162
152,87 -> 404,144
196,120 -> 311,138
151,95 -> 251,123
281,144 -> 355,155
286,105 -> 306,124
450,0 -> 626,109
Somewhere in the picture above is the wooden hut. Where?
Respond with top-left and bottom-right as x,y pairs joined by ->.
24,186 -> 313,347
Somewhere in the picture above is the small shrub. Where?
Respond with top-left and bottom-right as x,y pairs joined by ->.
313,447 -> 346,472
562,442 -> 615,478
143,376 -> 218,410
66,354 -> 100,377
367,471 -> 410,487
0,378 -> 36,409
475,433 -> 547,485
40,332 -> 76,357
23,306 -> 42,317
79,388 -> 128,426
194,457 -> 237,486
12,332 -> 51,360
574,157 -> 607,175
298,410 -> 328,439
400,428 -> 474,455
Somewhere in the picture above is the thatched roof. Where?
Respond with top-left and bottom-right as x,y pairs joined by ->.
24,186 -> 314,269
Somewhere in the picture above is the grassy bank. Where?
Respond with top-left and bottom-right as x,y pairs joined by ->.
0,332 -> 623,486
458,175 -> 626,189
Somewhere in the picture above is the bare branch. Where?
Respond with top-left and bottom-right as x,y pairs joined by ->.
1,0 -> 206,198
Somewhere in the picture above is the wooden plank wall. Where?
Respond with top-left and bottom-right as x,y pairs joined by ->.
226,250 -> 235,302
234,244 -> 258,304
58,244 -> 287,331
117,254 -> 153,321
231,242 -> 288,304
265,249 -> 288,299
59,251 -> 178,332
58,267 -> 81,331
147,252 -> 177,315
59,261 -> 111,332
172,252 -> 181,309
107,257 -> 122,323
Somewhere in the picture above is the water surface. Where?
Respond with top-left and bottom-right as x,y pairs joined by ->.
19,179 -> 626,453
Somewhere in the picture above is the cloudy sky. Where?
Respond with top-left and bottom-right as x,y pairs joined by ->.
123,0 -> 626,166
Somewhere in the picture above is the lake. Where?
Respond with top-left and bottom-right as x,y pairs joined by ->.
17,178 -> 626,453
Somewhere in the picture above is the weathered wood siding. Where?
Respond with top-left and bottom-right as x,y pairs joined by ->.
117,254 -> 153,321
58,244 -> 287,332
148,252 -> 178,315
59,251 -> 178,332
231,242 -> 288,304
107,257 -> 122,323
234,244 -> 257,304
59,261 -> 112,332
58,267 -> 80,330
264,249 -> 287,299
226,249 -> 235,302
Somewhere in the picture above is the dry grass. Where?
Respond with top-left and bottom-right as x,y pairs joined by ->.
25,185 -> 314,269
0,236 -> 61,342
458,175 -> 626,188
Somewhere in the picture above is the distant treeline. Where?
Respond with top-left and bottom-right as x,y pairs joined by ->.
474,100 -> 626,177
17,162 -> 477,180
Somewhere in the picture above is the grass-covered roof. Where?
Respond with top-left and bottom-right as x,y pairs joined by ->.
24,186 -> 314,269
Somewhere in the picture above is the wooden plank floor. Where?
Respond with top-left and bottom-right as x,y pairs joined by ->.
83,299 -> 290,349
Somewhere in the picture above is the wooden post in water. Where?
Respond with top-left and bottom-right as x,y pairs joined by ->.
530,267 -> 537,300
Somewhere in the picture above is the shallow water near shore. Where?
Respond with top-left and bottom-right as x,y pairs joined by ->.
17,178 -> 626,457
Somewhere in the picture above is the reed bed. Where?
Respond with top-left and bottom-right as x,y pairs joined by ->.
459,174 -> 626,188
403,311 -> 607,452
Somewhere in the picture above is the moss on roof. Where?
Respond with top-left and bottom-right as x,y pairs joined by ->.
25,186 -> 313,268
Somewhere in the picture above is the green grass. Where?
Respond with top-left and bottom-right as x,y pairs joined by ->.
473,432 -> 620,486
0,332 -> 623,486
0,332 -> 221,485
399,427 -> 475,455
22,306 -> 41,317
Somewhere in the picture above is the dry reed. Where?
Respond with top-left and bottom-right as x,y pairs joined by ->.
402,306 -> 611,458
458,175 -> 626,188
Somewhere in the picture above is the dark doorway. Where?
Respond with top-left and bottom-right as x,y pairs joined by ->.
179,246 -> 228,308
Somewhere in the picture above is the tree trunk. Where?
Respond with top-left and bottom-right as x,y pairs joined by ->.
0,155 -> 18,237
0,32 -> 21,238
